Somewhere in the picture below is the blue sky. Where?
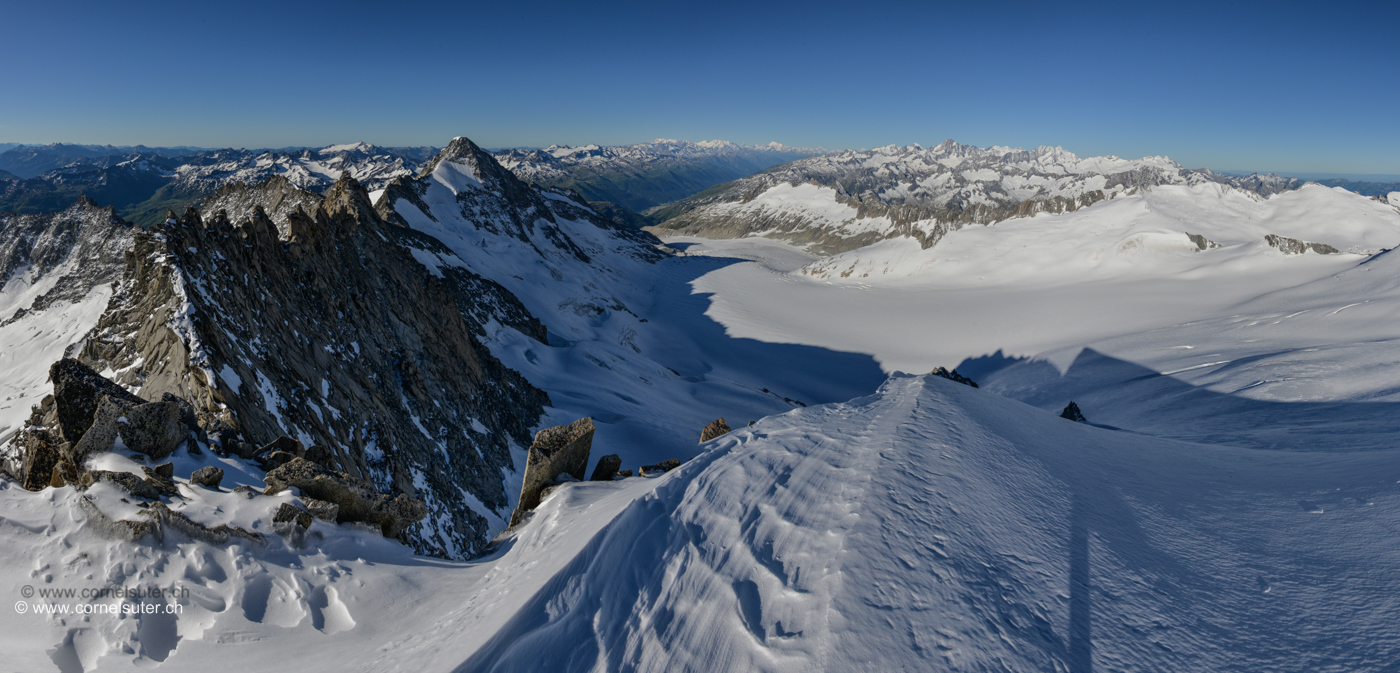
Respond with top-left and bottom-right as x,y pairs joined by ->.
0,0 -> 1396,173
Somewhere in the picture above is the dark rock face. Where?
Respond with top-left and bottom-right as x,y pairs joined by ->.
700,418 -> 732,443
190,465 -> 223,488
509,418 -> 596,526
68,394 -> 138,464
640,458 -> 683,476
1265,234 -> 1340,255
264,457 -> 428,538
74,173 -> 548,558
48,359 -> 143,445
21,431 -> 61,491
1061,402 -> 1088,423
590,454 -> 622,481
930,367 -> 979,388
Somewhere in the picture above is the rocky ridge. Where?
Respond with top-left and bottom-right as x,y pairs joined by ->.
61,172 -> 549,557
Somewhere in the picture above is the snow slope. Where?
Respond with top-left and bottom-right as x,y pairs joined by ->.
674,183 -> 1400,379
10,373 -> 1393,671
462,374 -> 1400,672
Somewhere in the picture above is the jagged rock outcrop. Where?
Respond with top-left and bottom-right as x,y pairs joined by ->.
699,418 -> 731,443
509,418 -> 595,526
640,458 -> 682,475
72,173 -> 549,557
273,502 -> 314,529
930,367 -> 979,388
264,457 -> 427,538
78,470 -> 162,499
590,454 -> 622,481
1185,232 -> 1222,251
1061,402 -> 1088,423
1265,234 -> 1339,255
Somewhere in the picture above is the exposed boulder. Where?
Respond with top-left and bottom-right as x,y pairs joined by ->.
264,457 -> 428,538
273,502 -> 314,529
700,418 -> 731,443
930,366 -> 979,388
190,466 -> 224,488
640,458 -> 682,476
231,485 -> 260,498
616,469 -> 633,478
1061,402 -> 1088,423
78,470 -> 162,500
509,418 -> 595,526
120,400 -> 188,459
48,359 -> 143,445
590,454 -> 622,481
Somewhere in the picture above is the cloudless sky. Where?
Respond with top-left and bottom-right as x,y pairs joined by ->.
0,0 -> 1396,173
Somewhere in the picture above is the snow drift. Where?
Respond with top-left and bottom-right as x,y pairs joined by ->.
464,373 -> 1400,672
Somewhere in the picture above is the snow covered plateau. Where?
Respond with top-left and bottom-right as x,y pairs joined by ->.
2,137 -> 1400,672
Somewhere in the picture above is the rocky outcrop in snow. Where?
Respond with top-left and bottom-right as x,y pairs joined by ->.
1264,233 -> 1339,255
509,417 -> 595,526
699,417 -> 731,442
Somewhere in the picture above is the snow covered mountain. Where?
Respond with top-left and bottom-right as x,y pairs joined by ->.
494,139 -> 826,214
0,143 -> 432,227
0,198 -> 133,449
648,140 -> 1303,255
5,132 -> 1400,671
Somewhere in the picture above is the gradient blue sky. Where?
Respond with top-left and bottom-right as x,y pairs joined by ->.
1,0 -> 1396,173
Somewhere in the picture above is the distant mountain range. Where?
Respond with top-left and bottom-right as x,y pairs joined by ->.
0,139 -> 821,228
0,143 -> 436,226
492,139 -> 826,216
645,140 -> 1366,255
